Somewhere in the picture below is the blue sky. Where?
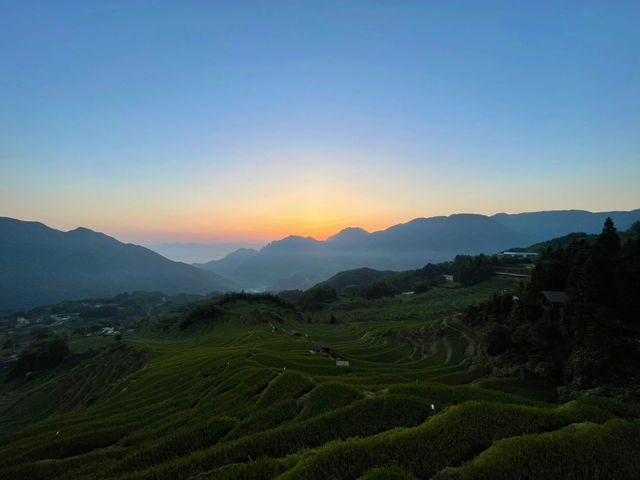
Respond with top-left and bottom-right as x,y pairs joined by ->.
1,1 -> 639,242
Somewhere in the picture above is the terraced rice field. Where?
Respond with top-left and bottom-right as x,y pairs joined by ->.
1,284 -> 638,479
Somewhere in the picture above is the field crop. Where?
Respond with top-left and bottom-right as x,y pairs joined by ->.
0,278 -> 637,479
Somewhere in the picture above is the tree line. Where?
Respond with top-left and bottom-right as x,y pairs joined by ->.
462,219 -> 640,399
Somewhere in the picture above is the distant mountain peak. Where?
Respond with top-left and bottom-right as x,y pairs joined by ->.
68,226 -> 101,236
326,227 -> 370,243
265,235 -> 320,249
230,247 -> 257,254
448,213 -> 490,220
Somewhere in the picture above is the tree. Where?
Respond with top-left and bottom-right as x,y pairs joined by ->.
627,220 -> 640,236
598,217 -> 620,256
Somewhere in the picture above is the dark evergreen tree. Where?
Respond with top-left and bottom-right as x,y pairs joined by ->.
460,217 -> 640,398
598,216 -> 621,256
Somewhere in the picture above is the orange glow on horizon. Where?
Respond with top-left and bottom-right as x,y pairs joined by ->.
108,178 -> 418,243
112,213 -> 404,244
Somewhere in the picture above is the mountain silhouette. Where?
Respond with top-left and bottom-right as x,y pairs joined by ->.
0,218 -> 236,312
197,209 -> 640,290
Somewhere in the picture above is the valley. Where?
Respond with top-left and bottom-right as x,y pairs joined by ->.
1,257 -> 638,478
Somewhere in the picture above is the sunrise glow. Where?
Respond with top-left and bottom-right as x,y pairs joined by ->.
1,2 -> 638,244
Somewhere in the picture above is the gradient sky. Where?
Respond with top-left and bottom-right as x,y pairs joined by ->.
1,1 -> 639,243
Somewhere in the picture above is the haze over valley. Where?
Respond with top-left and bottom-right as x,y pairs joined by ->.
145,242 -> 266,264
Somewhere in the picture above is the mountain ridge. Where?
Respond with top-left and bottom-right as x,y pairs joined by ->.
0,217 -> 237,312
3,209 -> 639,311
196,209 -> 640,290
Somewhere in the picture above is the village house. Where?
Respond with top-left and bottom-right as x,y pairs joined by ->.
539,291 -> 568,306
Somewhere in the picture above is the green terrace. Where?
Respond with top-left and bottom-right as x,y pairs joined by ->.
1,277 -> 638,479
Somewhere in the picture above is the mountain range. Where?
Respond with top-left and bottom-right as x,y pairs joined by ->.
2,209 -> 639,312
144,242 -> 266,264
195,209 -> 640,290
0,217 -> 236,313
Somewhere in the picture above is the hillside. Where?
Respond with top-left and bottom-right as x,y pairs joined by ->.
320,267 -> 396,290
0,218 -> 236,312
1,278 -> 638,479
491,209 -> 640,243
197,209 -> 640,291
193,248 -> 258,277
146,243 -> 264,264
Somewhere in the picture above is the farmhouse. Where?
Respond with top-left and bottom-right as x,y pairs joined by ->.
539,291 -> 568,305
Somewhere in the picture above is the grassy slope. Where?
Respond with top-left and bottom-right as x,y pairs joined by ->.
0,277 -> 638,480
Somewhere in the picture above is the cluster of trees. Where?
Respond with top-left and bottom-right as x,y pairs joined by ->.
179,292 -> 300,330
362,279 -> 397,299
17,292 -> 208,324
318,255 -> 511,301
462,219 -> 640,398
298,284 -> 338,309
10,333 -> 70,377
452,254 -> 497,286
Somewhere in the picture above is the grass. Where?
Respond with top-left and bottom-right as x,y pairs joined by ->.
0,276 -> 637,480
437,418 -> 640,480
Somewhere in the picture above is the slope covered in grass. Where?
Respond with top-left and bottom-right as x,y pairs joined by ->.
0,281 -> 638,479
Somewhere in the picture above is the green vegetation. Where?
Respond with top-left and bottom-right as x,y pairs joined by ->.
463,218 -> 640,399
299,284 -> 338,309
437,418 -> 640,480
1,226 -> 638,479
10,333 -> 70,377
297,382 -> 362,420
257,370 -> 314,407
309,254 -> 525,305
359,465 -> 419,479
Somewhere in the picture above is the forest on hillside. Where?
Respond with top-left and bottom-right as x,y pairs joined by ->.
464,219 -> 640,400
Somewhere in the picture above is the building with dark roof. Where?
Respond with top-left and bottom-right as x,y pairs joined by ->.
540,291 -> 568,304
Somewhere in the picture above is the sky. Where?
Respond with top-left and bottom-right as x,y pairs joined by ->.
1,1 -> 639,243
